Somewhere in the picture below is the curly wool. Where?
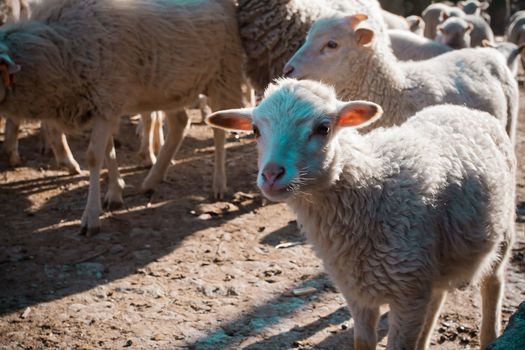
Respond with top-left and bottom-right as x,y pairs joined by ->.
0,0 -> 243,130
236,0 -> 387,92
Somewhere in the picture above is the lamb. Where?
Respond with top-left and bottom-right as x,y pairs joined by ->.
506,11 -> 525,71
422,2 -> 464,39
389,29 -> 452,61
236,0 -> 388,92
206,78 -> 516,350
406,15 -> 425,36
0,0 -> 244,234
440,10 -> 495,47
381,9 -> 409,30
482,40 -> 525,77
283,14 -> 518,145
458,0 -> 491,24
436,16 -> 473,49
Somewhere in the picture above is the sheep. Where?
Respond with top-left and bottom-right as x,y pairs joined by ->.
283,14 -> 518,145
0,0 -> 244,234
236,0 -> 388,93
440,10 -> 495,47
482,40 -> 525,77
435,16 -> 473,49
506,11 -> 525,72
422,2 -> 464,39
458,0 -> 491,24
381,9 -> 409,31
206,78 -> 516,350
389,29 -> 452,61
406,15 -> 425,36
137,111 -> 165,167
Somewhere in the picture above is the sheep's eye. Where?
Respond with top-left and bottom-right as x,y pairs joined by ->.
253,125 -> 260,138
315,123 -> 330,136
326,40 -> 338,49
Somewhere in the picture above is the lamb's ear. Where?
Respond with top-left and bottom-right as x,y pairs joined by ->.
482,39 -> 495,48
0,53 -> 20,88
342,13 -> 368,29
480,2 -> 489,10
439,10 -> 450,22
355,28 -> 374,47
205,108 -> 254,132
335,101 -> 383,129
466,23 -> 474,33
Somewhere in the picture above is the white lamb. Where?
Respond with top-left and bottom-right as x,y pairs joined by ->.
422,2 -> 464,39
0,0 -> 244,234
381,9 -> 409,31
436,16 -> 473,49
283,14 -> 518,145
406,15 -> 425,36
206,78 -> 516,350
389,29 -> 452,61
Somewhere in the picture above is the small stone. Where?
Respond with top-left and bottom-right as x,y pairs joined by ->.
123,339 -> 133,347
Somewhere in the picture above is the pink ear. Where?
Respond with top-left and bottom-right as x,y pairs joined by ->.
355,28 -> 374,46
206,108 -> 253,132
336,101 -> 382,128
343,13 -> 369,29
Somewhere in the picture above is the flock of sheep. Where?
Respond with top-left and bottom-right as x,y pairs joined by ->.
0,0 -> 524,349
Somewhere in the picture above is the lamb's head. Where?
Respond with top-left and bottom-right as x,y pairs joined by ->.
0,41 -> 20,101
283,14 -> 375,89
406,15 -> 425,36
458,0 -> 489,16
436,17 -> 473,49
206,79 -> 382,202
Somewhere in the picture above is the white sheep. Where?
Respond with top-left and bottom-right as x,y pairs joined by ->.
206,78 -> 516,350
422,2 -> 464,39
0,0 -> 244,234
436,16 -> 473,49
389,29 -> 452,61
506,11 -> 525,72
482,40 -> 525,77
406,15 -> 425,36
381,9 -> 409,31
458,0 -> 491,23
440,9 -> 495,47
283,14 -> 518,145
236,0 -> 388,92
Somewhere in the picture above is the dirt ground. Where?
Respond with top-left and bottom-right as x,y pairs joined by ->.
0,86 -> 524,350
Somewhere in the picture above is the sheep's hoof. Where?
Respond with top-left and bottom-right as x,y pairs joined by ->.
103,199 -> 123,211
60,161 -> 82,175
8,152 -> 22,167
141,175 -> 162,193
80,224 -> 101,237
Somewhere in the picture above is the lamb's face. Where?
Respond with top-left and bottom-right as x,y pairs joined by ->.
283,15 -> 373,88
436,17 -> 472,49
206,79 -> 383,203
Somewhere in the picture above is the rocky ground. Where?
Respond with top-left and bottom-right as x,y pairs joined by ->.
0,87 -> 524,350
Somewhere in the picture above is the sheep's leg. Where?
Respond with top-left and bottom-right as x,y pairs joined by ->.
198,94 -> 211,123
416,289 -> 447,350
2,117 -> 21,166
141,109 -> 190,192
80,117 -> 112,236
479,238 -> 512,349
348,303 -> 380,350
103,136 -> 125,210
152,111 -> 164,155
43,121 -> 81,174
387,295 -> 430,350
137,112 -> 156,167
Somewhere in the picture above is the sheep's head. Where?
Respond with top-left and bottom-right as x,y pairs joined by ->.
206,79 -> 382,202
436,17 -> 472,49
283,14 -> 374,89
406,15 -> 425,36
458,0 -> 489,16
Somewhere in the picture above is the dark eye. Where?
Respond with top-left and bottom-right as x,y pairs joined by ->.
326,40 -> 338,49
253,125 -> 260,138
315,123 -> 330,136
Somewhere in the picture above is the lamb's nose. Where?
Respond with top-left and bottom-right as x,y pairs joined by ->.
262,163 -> 285,184
283,64 -> 295,77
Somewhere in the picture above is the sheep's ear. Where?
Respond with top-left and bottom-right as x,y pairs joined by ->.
355,28 -> 374,47
458,1 -> 466,8
437,25 -> 445,33
466,23 -> 474,33
205,108 -> 253,132
482,39 -> 495,48
0,54 -> 20,88
343,13 -> 368,29
440,10 -> 450,22
335,101 -> 383,129
480,2 -> 489,10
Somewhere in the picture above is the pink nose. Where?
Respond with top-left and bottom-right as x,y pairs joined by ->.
283,64 -> 295,77
262,163 -> 285,184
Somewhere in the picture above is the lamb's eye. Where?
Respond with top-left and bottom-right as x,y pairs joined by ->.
326,40 -> 338,49
253,125 -> 260,138
315,123 -> 330,136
